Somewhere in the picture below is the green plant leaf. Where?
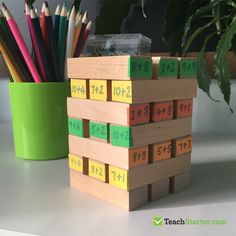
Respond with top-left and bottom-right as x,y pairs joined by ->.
196,31 -> 219,102
183,19 -> 215,54
181,0 -> 223,49
141,0 -> 147,18
212,3 -> 221,34
214,17 -> 236,111
197,47 -> 214,100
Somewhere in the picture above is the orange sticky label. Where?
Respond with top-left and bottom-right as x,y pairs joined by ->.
151,101 -> 173,122
175,99 -> 193,118
129,146 -> 149,168
128,103 -> 150,126
153,141 -> 172,161
175,136 -> 192,156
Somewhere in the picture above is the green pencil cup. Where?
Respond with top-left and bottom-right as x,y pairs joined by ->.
9,82 -> 70,160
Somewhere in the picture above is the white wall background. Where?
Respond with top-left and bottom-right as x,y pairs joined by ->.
1,79 -> 236,133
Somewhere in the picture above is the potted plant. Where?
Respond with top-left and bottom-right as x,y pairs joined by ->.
95,0 -> 236,111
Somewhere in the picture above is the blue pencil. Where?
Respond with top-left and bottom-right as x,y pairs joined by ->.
54,4 -> 61,48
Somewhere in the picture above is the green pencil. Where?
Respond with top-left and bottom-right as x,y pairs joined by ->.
57,3 -> 67,81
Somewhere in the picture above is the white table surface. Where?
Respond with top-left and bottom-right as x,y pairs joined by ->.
0,123 -> 236,236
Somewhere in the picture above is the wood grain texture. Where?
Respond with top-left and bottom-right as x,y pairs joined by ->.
111,79 -> 197,104
170,171 -> 190,193
68,55 -> 152,80
148,178 -> 169,201
70,170 -> 148,211
129,117 -> 192,148
67,97 -> 149,126
69,135 -> 149,170
128,153 -> 191,190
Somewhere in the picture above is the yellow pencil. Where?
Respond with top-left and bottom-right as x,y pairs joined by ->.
0,42 -> 23,82
72,13 -> 82,56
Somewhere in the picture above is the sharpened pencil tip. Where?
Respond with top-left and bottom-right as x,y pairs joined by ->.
2,2 -> 7,10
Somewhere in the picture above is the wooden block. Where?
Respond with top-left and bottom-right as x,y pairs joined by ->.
128,103 -> 150,126
89,80 -> 111,101
89,121 -> 109,142
69,135 -> 149,169
107,153 -> 191,191
158,57 -> 178,79
148,178 -> 169,201
128,153 -> 191,190
174,99 -> 193,118
152,140 -> 172,162
111,79 -> 197,104
174,135 -> 192,156
152,57 -> 160,79
170,171 -> 190,193
179,58 -> 197,79
71,79 -> 89,99
109,117 -> 192,148
109,165 -> 128,190
70,170 -> 148,211
68,117 -> 89,137
129,146 -> 149,168
73,154 -> 191,190
151,101 -> 173,122
68,56 -> 152,80
88,159 -> 108,182
67,98 -> 150,126
68,154 -> 88,174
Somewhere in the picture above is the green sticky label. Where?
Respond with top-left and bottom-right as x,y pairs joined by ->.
68,118 -> 84,137
158,59 -> 178,77
128,57 -> 152,79
110,125 -> 133,147
180,59 -> 197,78
89,122 -> 109,141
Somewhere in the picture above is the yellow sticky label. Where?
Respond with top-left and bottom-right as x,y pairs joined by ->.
71,79 -> 87,99
69,154 -> 83,172
89,80 -> 107,101
112,81 -> 132,103
109,165 -> 128,190
88,159 -> 106,182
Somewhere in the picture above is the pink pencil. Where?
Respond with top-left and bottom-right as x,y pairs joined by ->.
25,4 -> 47,82
3,3 -> 42,83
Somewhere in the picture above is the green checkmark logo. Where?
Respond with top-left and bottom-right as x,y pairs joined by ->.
153,216 -> 164,226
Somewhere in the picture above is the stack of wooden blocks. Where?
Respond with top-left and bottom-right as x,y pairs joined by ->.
67,55 -> 198,210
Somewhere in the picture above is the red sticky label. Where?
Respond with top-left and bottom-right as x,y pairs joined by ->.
175,99 -> 193,118
128,103 -> 150,126
151,101 -> 173,122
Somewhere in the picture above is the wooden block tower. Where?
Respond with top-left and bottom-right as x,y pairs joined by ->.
67,55 -> 198,210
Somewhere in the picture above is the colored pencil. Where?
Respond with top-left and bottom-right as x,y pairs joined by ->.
74,11 -> 88,57
58,3 -> 67,81
30,8 -> 54,82
44,2 -> 59,81
0,52 -> 14,82
77,21 -> 92,57
72,13 -> 82,56
72,0 -> 81,13
0,34 -> 23,82
41,2 -> 48,49
0,9 -> 33,82
66,6 -> 76,59
25,4 -> 47,82
54,4 -> 61,48
3,3 -> 42,83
